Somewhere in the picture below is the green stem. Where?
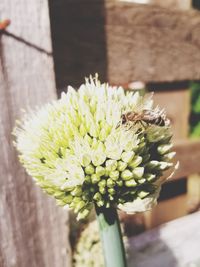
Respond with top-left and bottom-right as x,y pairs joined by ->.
95,205 -> 127,267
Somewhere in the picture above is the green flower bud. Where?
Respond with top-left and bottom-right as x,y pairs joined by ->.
73,196 -> 82,204
121,170 -> 134,181
93,192 -> 103,203
137,178 -> 146,184
108,188 -> 115,195
84,134 -> 93,145
97,200 -> 104,207
79,124 -> 87,136
129,156 -> 142,169
98,180 -> 106,194
91,138 -> 98,149
162,151 -> 176,161
117,161 -> 128,172
99,128 -> 108,141
121,151 -> 135,163
56,199 -> 68,206
116,180 -> 123,187
91,174 -> 101,184
138,191 -> 150,199
80,154 -> 91,167
85,175 -> 92,183
92,150 -> 106,166
54,191 -> 66,199
107,178 -> 116,188
145,173 -> 156,181
158,161 -> 173,171
157,144 -> 173,155
132,167 -> 144,179
96,166 -> 106,176
85,164 -> 95,175
77,208 -> 90,221
63,194 -> 73,204
125,180 -> 137,187
99,187 -> 106,195
74,200 -> 86,213
141,154 -> 150,164
71,187 -> 82,197
109,195 -> 114,201
146,160 -> 160,170
106,159 -> 118,172
110,170 -> 120,181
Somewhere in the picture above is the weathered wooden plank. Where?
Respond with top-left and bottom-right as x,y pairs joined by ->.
165,140 -> 200,180
0,1 -> 71,267
152,89 -> 190,141
187,174 -> 200,213
121,0 -> 192,10
128,211 -> 200,267
144,194 -> 188,229
49,0 -> 200,90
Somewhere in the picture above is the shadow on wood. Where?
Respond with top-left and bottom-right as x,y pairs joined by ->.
49,0 -> 108,94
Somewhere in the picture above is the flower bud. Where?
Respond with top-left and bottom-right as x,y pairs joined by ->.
96,166 -> 106,176
108,188 -> 115,195
106,159 -> 118,172
132,167 -> 144,179
71,187 -> 82,197
121,151 -> 135,163
107,178 -> 116,188
157,144 -> 172,155
85,164 -> 95,175
110,170 -> 120,181
145,173 -> 156,181
79,124 -> 87,136
121,170 -> 134,181
74,200 -> 86,213
125,180 -> 137,187
129,156 -> 142,169
80,154 -> 91,167
162,151 -> 176,161
77,208 -> 90,221
117,161 -> 128,172
91,174 -> 101,184
138,191 -> 150,199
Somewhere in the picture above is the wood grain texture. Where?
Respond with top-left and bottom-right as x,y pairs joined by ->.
144,195 -> 188,229
153,89 -> 190,141
0,1 -> 71,267
164,139 -> 200,180
49,0 -> 200,89
122,0 -> 192,10
128,211 -> 200,267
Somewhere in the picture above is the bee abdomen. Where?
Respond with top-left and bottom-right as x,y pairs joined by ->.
147,116 -> 165,126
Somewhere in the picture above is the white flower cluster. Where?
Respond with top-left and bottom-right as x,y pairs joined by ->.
14,76 -> 175,220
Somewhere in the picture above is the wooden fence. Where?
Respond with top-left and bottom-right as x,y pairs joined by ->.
0,1 -> 71,267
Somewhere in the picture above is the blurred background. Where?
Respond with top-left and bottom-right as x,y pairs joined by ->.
1,0 -> 200,266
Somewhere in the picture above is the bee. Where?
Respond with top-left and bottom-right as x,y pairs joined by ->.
120,109 -> 169,128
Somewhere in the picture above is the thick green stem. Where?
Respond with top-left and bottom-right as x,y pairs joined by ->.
95,205 -> 127,267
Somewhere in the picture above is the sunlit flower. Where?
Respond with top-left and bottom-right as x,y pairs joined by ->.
14,75 -> 175,220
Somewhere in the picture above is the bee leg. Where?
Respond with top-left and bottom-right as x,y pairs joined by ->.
116,121 -> 122,129
140,120 -> 147,129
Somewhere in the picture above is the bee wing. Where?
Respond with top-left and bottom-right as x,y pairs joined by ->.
133,92 -> 154,113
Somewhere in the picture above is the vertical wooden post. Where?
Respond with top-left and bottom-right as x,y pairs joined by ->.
144,86 -> 190,228
0,1 -> 71,266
